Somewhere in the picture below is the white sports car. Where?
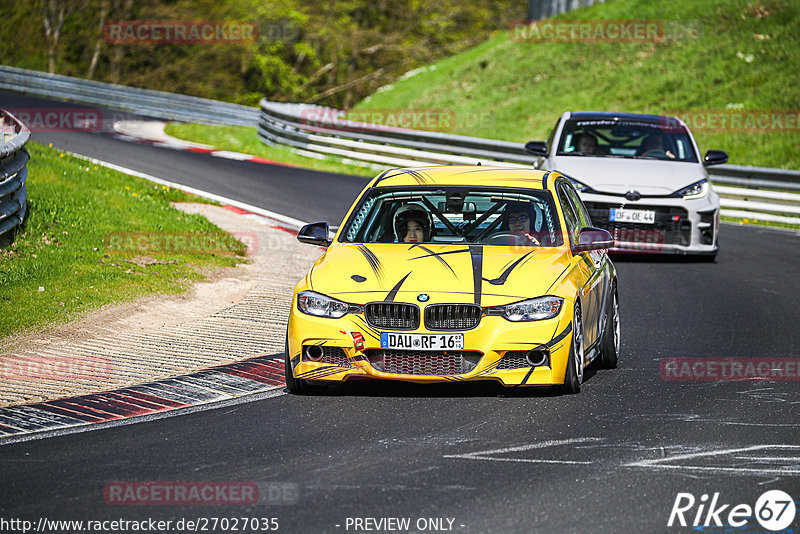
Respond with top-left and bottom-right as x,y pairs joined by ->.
526,112 -> 728,258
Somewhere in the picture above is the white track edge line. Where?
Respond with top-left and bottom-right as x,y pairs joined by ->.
64,151 -> 309,229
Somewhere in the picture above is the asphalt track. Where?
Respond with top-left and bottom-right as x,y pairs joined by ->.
1,91 -> 799,533
0,91 -> 366,224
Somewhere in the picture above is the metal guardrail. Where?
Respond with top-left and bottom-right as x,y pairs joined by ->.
3,66 -> 797,190
257,100 -> 532,168
0,66 -> 258,127
0,66 -> 797,225
707,164 -> 800,192
258,99 -> 800,185
0,110 -> 30,247
257,99 -> 800,224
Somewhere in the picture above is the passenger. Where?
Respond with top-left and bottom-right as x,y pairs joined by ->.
574,132 -> 599,155
393,203 -> 432,244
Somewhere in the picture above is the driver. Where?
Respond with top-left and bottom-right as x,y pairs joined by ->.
393,203 -> 432,243
640,133 -> 676,159
502,201 -> 541,246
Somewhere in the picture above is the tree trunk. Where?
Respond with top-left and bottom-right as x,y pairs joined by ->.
87,0 -> 110,79
308,68 -> 385,103
109,0 -> 133,83
42,0 -> 66,73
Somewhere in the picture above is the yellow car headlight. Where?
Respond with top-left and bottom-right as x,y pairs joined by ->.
297,291 -> 350,319
488,296 -> 563,322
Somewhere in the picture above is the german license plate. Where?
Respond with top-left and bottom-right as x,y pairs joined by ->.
610,208 -> 655,224
380,332 -> 464,351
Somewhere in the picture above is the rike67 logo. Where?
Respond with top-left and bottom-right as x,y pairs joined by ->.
668,490 -> 796,531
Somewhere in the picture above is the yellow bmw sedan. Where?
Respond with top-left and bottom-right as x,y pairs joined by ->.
286,166 -> 619,394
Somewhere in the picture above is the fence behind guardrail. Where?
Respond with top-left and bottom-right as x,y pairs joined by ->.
0,110 -> 30,247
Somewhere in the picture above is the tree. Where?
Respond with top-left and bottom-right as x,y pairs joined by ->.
87,0 -> 109,79
41,0 -> 73,73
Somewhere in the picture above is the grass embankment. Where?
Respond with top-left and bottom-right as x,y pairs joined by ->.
164,123 -> 376,178
0,143 -> 247,342
166,0 -> 799,173
354,0 -> 800,170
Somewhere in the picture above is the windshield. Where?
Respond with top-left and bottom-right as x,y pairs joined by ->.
557,118 -> 698,162
340,187 -> 564,247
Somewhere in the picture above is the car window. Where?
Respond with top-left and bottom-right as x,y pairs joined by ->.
556,118 -> 698,162
556,183 -> 580,245
563,184 -> 592,228
340,186 -> 564,247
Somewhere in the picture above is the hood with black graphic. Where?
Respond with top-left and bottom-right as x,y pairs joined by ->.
309,243 -> 572,307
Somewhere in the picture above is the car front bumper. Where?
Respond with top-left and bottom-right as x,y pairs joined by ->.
580,190 -> 720,255
287,302 -> 576,387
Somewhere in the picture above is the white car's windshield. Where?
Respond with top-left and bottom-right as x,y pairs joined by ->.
340,187 -> 564,247
557,118 -> 698,162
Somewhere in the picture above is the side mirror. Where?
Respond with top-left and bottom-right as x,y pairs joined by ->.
297,222 -> 331,247
524,140 -> 548,157
572,227 -> 614,254
703,150 -> 728,166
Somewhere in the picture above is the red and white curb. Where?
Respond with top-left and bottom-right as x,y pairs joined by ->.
0,145 -> 335,444
0,355 -> 286,442
0,151 -> 310,444
113,119 -> 298,168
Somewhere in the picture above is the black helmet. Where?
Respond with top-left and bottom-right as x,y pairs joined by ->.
393,203 -> 432,241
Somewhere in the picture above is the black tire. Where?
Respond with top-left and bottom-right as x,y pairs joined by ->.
599,283 -> 620,369
561,304 -> 584,394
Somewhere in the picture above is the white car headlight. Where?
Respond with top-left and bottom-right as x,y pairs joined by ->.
489,296 -> 564,322
297,291 -> 350,318
566,175 -> 590,192
674,179 -> 708,199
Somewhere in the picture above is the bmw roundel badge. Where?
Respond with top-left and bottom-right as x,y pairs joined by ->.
417,293 -> 430,302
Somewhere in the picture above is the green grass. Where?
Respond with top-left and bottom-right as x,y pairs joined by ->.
0,143 -> 248,344
166,0 -> 798,173
164,123 -> 376,178
353,0 -> 800,170
721,214 -> 800,230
